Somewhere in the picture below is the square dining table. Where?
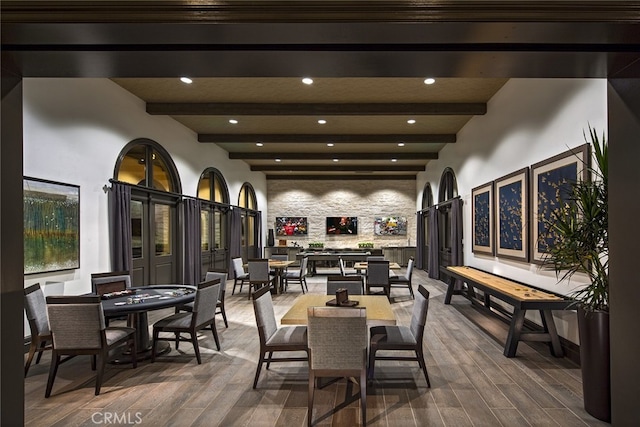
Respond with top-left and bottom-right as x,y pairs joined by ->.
281,294 -> 396,326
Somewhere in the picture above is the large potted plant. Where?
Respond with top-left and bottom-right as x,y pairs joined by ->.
542,126 -> 609,421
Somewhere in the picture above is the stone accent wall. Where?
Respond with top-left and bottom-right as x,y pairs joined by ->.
267,180 -> 416,248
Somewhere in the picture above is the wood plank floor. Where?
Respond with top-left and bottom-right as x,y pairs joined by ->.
24,268 -> 608,426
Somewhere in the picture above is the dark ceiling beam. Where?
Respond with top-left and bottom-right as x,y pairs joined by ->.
199,134 -> 456,143
229,152 -> 437,160
251,165 -> 424,172
147,102 -> 485,116
266,174 -> 416,181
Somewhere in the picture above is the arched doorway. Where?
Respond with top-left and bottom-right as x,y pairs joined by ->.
197,167 -> 230,274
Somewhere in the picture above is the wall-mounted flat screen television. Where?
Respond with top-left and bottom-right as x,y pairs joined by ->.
374,216 -> 408,235
326,216 -> 358,235
275,217 -> 308,236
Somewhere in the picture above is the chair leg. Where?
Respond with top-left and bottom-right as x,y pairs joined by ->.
416,349 -> 431,387
367,347 -> 377,380
266,351 -> 274,369
151,328 -> 159,362
220,303 -> 228,328
360,369 -> 367,426
91,354 -> 97,371
253,352 -> 265,389
211,321 -> 221,351
95,352 -> 106,395
408,282 -> 415,299
35,340 -> 47,364
308,370 -> 315,427
24,341 -> 38,377
45,352 -> 61,398
175,332 -> 181,349
191,333 -> 201,364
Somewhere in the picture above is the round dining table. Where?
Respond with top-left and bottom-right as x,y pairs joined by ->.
101,285 -> 197,363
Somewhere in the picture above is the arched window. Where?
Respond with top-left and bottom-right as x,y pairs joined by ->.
115,138 -> 181,193
422,183 -> 434,210
238,182 -> 257,210
438,167 -> 458,203
197,168 -> 229,204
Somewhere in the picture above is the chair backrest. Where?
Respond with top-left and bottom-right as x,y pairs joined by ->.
326,275 -> 363,295
307,306 -> 367,371
193,279 -> 221,325
90,271 -> 131,295
409,285 -> 430,340
24,283 -> 50,336
367,260 -> 390,286
248,258 -> 270,283
270,254 -> 288,261
205,270 -> 228,295
338,257 -> 347,276
252,285 -> 278,344
299,256 -> 309,277
232,257 -> 246,278
366,256 -> 385,262
46,295 -> 105,350
404,257 -> 415,281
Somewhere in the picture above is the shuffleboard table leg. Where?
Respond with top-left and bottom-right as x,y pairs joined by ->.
504,309 -> 526,357
444,276 -> 455,304
540,309 -> 564,357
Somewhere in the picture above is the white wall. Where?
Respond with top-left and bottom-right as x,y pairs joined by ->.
23,78 -> 267,299
417,78 -> 607,343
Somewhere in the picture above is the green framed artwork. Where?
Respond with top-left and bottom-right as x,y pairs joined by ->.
24,177 -> 80,274
494,168 -> 529,262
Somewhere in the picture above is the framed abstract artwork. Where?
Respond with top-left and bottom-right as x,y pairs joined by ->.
471,181 -> 494,256
530,144 -> 590,263
24,177 -> 80,274
494,168 -> 529,262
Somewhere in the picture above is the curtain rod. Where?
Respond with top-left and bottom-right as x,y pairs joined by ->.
417,195 -> 462,213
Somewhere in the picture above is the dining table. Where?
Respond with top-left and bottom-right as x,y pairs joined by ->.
100,284 -> 197,363
280,294 -> 396,327
353,261 -> 402,274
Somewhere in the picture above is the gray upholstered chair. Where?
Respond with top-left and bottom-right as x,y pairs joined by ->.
24,283 -> 52,377
307,306 -> 368,427
45,295 -> 136,397
389,257 -> 415,299
247,258 -> 275,300
251,285 -> 308,389
338,257 -> 358,276
365,260 -> 390,299
152,279 -> 221,364
231,257 -> 250,295
368,285 -> 431,387
326,274 -> 363,295
366,256 -> 385,262
284,256 -> 308,293
90,271 -> 132,325
176,270 -> 229,328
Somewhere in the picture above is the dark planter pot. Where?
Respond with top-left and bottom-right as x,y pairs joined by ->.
577,306 -> 611,422
267,229 -> 275,247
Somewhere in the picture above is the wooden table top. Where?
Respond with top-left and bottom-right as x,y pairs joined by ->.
353,262 -> 402,270
281,294 -> 396,326
269,260 -> 297,268
446,266 -> 563,301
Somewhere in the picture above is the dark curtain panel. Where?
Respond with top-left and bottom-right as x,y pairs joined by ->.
108,183 -> 132,272
427,208 -> 440,279
182,198 -> 202,286
228,208 -> 242,277
416,211 -> 425,270
450,198 -> 464,290
256,211 -> 263,258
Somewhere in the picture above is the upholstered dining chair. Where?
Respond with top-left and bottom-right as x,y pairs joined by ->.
389,257 -> 415,299
251,285 -> 308,389
368,285 -> 431,387
307,306 -> 368,427
91,271 -> 132,325
326,274 -> 364,295
284,256 -> 308,294
247,258 -> 275,300
24,283 -> 52,377
365,260 -> 390,299
152,279 -> 221,364
231,257 -> 250,296
45,295 -> 137,397
176,270 -> 229,328
366,256 -> 385,262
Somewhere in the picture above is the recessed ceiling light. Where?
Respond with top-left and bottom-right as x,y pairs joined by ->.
398,142 -> 405,147
275,158 -> 281,162
229,119 -> 238,124
424,78 -> 436,85
407,119 -> 416,124
302,77 -> 314,85
318,119 -> 327,124
180,77 -> 193,84
391,158 -> 398,162
327,143 -> 334,147
333,158 -> 339,162
256,142 -> 263,147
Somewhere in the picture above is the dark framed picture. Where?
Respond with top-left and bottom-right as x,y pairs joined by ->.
275,216 -> 308,236
326,217 -> 358,235
471,181 -> 494,256
374,216 -> 407,236
494,168 -> 529,262
530,144 -> 590,263
24,177 -> 80,274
